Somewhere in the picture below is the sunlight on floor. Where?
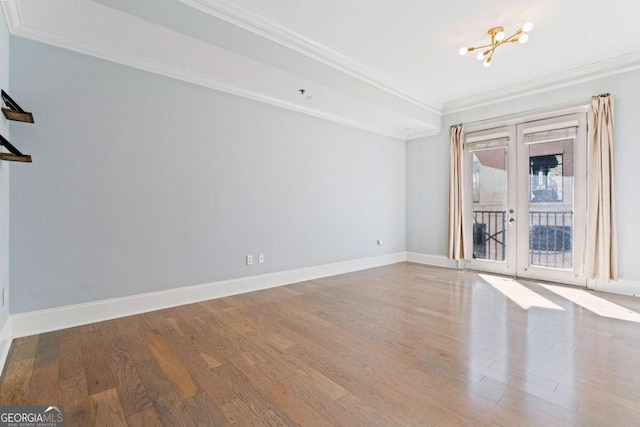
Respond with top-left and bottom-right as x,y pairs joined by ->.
479,274 -> 565,311
538,283 -> 640,323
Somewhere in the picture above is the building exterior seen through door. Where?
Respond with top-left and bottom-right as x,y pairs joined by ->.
464,113 -> 587,286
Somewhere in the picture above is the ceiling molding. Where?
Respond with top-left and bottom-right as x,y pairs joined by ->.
177,0 -> 442,116
443,51 -> 640,114
406,129 -> 441,141
1,1 -> 22,32
7,0 -> 639,140
13,25 -> 409,141
2,2 -> 421,141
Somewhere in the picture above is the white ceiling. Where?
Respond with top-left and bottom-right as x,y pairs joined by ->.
3,0 -> 640,139
226,0 -> 640,104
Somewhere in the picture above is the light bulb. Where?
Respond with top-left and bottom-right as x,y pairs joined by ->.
523,22 -> 533,32
459,47 -> 468,56
519,33 -> 529,43
496,31 -> 505,41
477,51 -> 485,60
483,57 -> 492,68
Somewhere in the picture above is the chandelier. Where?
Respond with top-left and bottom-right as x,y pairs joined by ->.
459,22 -> 533,67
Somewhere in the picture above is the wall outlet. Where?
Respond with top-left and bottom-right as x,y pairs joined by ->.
1,287 -> 5,306
377,239 -> 384,246
246,255 -> 253,265
258,253 -> 264,264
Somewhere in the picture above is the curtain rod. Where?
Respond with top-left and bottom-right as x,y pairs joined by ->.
450,97 -> 593,129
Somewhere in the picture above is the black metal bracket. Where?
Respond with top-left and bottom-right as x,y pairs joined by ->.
0,133 -> 31,162
2,90 -> 34,123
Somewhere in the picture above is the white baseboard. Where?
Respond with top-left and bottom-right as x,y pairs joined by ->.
10,252 -> 407,339
0,317 -> 11,374
405,252 -> 640,297
406,252 -> 458,269
590,278 -> 640,297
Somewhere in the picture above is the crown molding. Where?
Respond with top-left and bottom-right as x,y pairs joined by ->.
406,128 -> 441,141
2,4 -> 413,140
9,0 -> 639,136
177,0 -> 442,116
443,51 -> 640,114
174,0 -> 640,118
1,1 -> 21,32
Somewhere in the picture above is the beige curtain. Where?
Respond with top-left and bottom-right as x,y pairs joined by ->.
447,124 -> 466,260
583,94 -> 618,281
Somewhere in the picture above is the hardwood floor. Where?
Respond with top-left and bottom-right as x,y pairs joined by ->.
3,262 -> 640,426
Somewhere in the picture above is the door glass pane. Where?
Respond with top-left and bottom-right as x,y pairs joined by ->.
472,148 -> 507,261
528,139 -> 573,269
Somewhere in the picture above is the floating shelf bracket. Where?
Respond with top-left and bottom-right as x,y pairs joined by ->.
0,133 -> 32,162
2,90 -> 34,123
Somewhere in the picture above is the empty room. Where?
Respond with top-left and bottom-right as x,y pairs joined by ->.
1,0 -> 640,425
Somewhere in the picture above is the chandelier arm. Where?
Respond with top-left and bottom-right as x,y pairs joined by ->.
467,43 -> 494,51
502,29 -> 523,44
481,47 -> 496,67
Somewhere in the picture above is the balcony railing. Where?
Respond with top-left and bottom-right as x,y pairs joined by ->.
529,211 -> 573,269
473,210 -> 573,269
473,210 -> 506,261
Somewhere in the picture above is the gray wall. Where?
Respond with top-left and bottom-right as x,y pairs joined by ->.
0,8 -> 9,332
407,70 -> 640,282
9,37 -> 406,313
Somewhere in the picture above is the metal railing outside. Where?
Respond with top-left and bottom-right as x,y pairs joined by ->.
473,210 -> 506,261
529,211 -> 573,269
472,210 -> 573,269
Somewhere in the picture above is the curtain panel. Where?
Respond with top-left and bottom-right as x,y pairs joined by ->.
447,125 -> 466,260
583,94 -> 618,281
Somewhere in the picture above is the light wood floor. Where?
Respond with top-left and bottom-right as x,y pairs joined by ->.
2,263 -> 640,426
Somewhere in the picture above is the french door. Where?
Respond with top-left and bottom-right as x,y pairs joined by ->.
464,113 -> 587,286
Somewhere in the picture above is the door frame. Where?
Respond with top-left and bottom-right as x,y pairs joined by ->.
515,113 -> 588,286
463,126 -> 517,276
462,108 -> 589,286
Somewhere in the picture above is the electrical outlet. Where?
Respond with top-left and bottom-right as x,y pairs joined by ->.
258,253 -> 264,264
1,288 -> 5,306
246,255 -> 253,265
